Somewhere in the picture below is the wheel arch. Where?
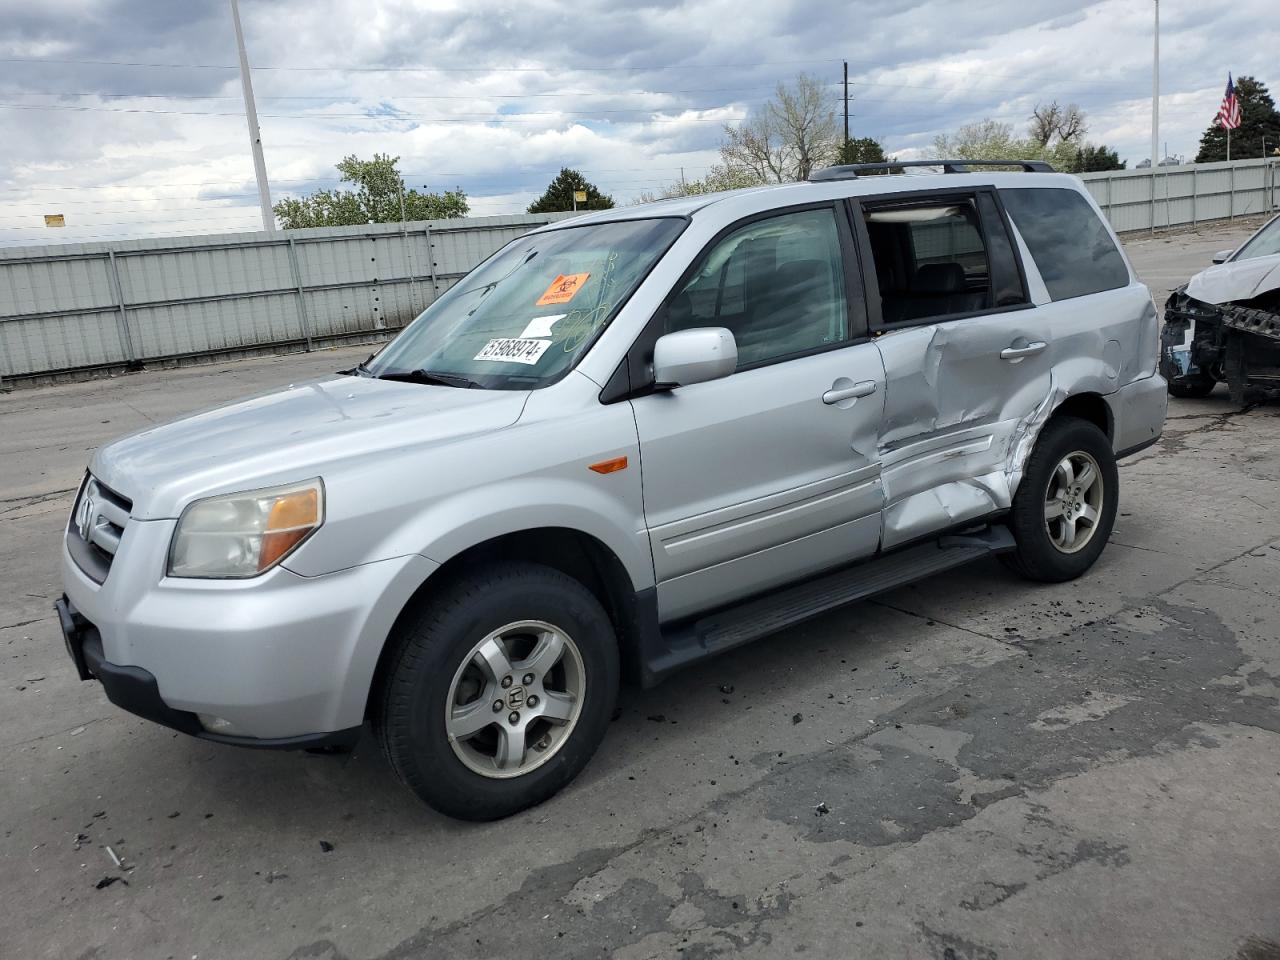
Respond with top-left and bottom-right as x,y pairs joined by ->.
365,527 -> 653,721
1050,391 -> 1113,441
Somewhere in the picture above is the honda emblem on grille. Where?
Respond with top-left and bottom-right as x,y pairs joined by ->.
78,489 -> 96,541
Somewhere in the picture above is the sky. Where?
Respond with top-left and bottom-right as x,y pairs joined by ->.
0,0 -> 1276,246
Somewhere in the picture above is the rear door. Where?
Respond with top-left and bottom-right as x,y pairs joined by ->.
629,204 -> 886,622
852,187 -> 1050,548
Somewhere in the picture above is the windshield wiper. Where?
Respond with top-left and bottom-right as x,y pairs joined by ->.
375,368 -> 483,389
339,353 -> 376,377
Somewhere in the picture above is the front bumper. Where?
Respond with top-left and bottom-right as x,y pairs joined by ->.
55,597 -> 360,750
60,517 -> 437,742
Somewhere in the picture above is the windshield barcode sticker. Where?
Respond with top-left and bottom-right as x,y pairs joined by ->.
474,337 -> 553,365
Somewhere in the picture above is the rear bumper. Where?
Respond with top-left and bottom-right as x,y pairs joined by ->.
55,596 -> 362,750
1107,374 -> 1167,459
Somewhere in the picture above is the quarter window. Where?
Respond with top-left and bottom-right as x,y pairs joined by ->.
861,198 -> 992,325
1000,187 -> 1129,300
667,208 -> 849,367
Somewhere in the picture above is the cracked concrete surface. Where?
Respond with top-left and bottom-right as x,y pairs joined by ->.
1,225 -> 1279,960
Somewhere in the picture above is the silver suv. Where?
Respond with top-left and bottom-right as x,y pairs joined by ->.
57,161 -> 1167,820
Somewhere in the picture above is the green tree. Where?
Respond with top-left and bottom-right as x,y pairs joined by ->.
636,163 -> 765,202
1072,144 -> 1126,172
1195,76 -> 1280,162
834,136 -> 889,165
273,154 -> 468,228
933,118 -> 1080,171
527,168 -> 614,213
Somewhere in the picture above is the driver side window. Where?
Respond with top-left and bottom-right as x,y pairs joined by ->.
667,208 -> 849,368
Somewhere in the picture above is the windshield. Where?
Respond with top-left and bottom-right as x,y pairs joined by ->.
1233,216 -> 1280,262
367,217 -> 685,388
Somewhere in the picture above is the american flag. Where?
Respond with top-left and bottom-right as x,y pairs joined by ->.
1218,74 -> 1242,130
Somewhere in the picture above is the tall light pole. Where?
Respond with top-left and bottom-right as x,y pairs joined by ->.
1151,0 -> 1160,168
230,0 -> 275,232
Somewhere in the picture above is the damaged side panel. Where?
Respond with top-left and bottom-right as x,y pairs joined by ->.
875,283 -> 1155,549
875,314 -> 1053,549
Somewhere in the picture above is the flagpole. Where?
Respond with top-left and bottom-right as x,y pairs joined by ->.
1228,128 -> 1231,163
1150,0 -> 1159,170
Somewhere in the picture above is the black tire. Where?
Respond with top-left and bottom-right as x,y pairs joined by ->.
373,562 -> 619,820
1167,371 -> 1217,399
1002,416 -> 1119,583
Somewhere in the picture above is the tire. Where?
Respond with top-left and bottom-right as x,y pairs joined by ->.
373,562 -> 620,820
1002,416 -> 1119,583
1167,371 -> 1216,399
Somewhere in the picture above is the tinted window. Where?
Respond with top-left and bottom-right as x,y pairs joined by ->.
668,208 -> 848,367
1000,187 -> 1129,300
1233,216 -> 1280,261
862,198 -> 992,325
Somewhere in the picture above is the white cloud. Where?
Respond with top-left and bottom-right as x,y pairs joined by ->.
0,0 -> 1275,244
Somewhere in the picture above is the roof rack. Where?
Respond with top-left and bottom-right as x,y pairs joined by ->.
809,159 -> 1055,182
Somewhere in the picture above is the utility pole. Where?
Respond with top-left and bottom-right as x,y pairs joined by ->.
1150,0 -> 1160,170
843,61 -> 850,147
230,0 -> 275,232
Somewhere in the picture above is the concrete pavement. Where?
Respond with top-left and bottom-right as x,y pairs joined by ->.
1,221 -> 1278,960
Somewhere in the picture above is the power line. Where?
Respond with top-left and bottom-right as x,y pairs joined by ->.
0,55 -> 844,73
0,214 -> 261,232
0,166 -> 719,195
0,85 -> 783,100
0,101 -> 747,123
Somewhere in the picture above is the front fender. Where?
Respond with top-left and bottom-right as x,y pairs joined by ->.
406,475 -> 655,592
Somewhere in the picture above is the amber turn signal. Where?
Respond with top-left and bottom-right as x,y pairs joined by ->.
259,487 -> 321,570
588,456 -> 628,475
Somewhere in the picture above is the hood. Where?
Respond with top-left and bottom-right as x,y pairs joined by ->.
1185,254 -> 1280,306
91,375 -> 529,519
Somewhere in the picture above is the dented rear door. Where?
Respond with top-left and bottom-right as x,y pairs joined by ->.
851,188 -> 1050,549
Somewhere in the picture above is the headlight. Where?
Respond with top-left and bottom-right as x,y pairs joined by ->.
168,479 -> 324,579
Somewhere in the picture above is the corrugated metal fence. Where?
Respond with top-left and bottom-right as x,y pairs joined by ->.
1079,158 -> 1280,233
0,213 -> 572,387
4,160 -> 1280,386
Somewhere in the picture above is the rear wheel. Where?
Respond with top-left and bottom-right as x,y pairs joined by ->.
1003,416 -> 1119,582
374,562 -> 619,820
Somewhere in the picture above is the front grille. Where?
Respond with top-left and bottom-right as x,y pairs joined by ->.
67,475 -> 133,584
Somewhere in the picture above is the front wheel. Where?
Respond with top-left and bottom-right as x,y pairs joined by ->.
1003,417 -> 1119,582
373,562 -> 619,820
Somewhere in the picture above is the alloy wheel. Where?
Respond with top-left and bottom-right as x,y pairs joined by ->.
444,620 -> 585,779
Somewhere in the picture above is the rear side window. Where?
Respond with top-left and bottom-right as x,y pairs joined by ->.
861,198 -> 993,325
1000,187 -> 1129,300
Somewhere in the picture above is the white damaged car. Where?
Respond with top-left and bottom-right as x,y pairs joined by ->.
1161,213 -> 1280,403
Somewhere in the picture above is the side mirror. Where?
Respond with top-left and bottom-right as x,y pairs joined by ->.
1212,249 -> 1235,265
652,328 -> 737,388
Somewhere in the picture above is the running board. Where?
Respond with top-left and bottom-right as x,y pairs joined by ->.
642,526 -> 1014,684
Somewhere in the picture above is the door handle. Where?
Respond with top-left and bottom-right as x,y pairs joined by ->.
822,380 -> 878,405
999,340 -> 1048,361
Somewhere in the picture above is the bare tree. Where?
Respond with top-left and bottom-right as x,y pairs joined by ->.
1056,103 -> 1086,142
1029,101 -> 1087,146
721,74 -> 838,182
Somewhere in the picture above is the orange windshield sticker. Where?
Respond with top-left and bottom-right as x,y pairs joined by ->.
536,272 -> 591,306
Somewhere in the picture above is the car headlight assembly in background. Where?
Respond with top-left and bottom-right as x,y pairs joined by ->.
168,479 -> 324,579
